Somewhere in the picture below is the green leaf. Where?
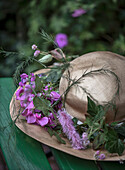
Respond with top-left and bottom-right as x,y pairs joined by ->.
87,96 -> 98,117
105,128 -> 124,155
47,127 -> 54,137
72,117 -> 78,125
33,97 -> 52,115
106,128 -> 118,140
114,122 -> 125,137
93,105 -> 106,123
53,131 -> 66,144
93,133 -> 106,150
46,69 -> 62,83
105,138 -> 124,156
84,116 -> 93,127
35,75 -> 43,92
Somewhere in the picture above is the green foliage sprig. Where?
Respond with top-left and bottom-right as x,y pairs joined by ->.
82,97 -> 125,156
39,29 -> 58,47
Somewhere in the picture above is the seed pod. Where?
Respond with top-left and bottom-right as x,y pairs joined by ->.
38,54 -> 53,64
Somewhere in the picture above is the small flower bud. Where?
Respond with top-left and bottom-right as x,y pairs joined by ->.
32,44 -> 37,50
50,49 -> 65,60
34,50 -> 40,57
38,54 -> 53,64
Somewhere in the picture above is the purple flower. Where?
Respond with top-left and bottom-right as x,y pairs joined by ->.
27,113 -> 49,127
94,151 -> 105,160
19,73 -> 29,86
37,116 -> 49,127
95,150 -> 100,156
16,87 -> 24,100
19,92 -> 34,108
32,44 -> 37,50
55,33 -> 68,48
27,114 -> 36,123
50,91 -> 61,101
22,107 -> 34,117
72,8 -> 86,17
26,101 -> 34,109
58,109 -> 84,149
30,73 -> 35,82
34,50 -> 40,57
24,84 -> 32,93
99,154 -> 105,160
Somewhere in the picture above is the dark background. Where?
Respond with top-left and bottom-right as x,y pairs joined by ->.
0,0 -> 125,77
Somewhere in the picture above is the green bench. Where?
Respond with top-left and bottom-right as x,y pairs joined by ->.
0,78 -> 125,170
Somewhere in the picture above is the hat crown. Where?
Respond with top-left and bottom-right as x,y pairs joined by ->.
59,51 -> 125,123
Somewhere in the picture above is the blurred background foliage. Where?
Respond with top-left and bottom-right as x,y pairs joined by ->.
0,0 -> 125,77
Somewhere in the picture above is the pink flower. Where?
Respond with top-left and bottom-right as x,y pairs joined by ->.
27,113 -> 49,127
30,73 -> 35,82
34,50 -> 40,57
72,8 -> 86,17
24,84 -> 33,95
32,44 -> 37,50
94,151 -> 105,160
50,91 -> 61,101
20,73 -> 29,85
55,33 -> 68,48
99,154 -> 105,160
26,101 -> 34,109
37,116 -> 49,127
16,87 -> 24,100
27,114 -> 36,123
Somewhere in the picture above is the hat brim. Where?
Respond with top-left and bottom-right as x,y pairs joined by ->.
10,66 -> 125,161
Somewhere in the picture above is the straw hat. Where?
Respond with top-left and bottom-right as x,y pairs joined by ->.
10,51 -> 125,161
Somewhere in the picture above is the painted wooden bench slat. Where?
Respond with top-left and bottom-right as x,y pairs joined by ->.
51,148 -> 99,170
0,78 -> 51,170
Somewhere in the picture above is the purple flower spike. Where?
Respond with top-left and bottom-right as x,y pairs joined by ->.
55,33 -> 68,48
32,44 -> 37,50
58,109 -> 84,150
34,50 -> 40,57
72,8 -> 86,17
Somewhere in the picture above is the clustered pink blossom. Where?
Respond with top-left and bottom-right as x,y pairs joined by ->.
58,109 -> 84,149
32,44 -> 40,57
16,73 -> 61,128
